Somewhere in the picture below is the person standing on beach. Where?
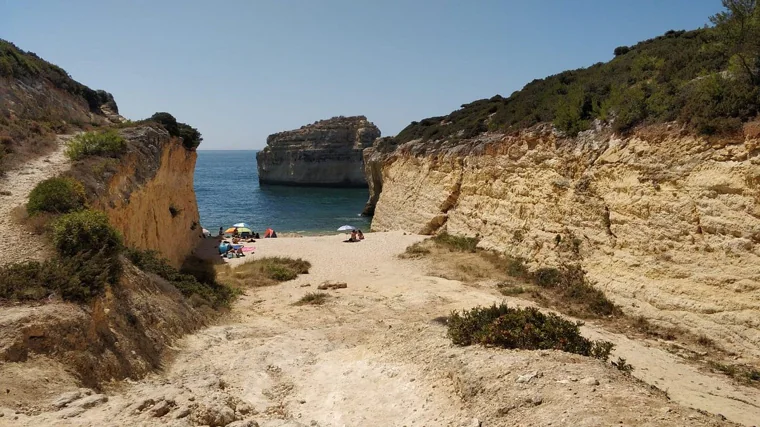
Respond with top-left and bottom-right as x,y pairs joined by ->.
219,227 -> 223,236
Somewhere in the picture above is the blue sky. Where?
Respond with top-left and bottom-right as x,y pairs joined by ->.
3,0 -> 720,149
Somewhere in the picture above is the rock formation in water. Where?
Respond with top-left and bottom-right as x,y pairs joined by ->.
257,115 -> 381,187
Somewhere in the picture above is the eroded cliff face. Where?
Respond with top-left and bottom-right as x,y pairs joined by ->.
257,115 -> 380,187
78,125 -> 201,268
370,123 -> 760,359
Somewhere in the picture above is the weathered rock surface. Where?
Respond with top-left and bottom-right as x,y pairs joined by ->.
362,136 -> 399,215
369,123 -> 760,360
80,125 -> 202,268
257,116 -> 380,187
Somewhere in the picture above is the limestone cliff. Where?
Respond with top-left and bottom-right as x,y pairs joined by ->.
257,115 -> 380,187
369,123 -> 760,359
70,125 -> 201,268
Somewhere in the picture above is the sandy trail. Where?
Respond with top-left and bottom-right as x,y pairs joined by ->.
0,135 -> 72,266
4,232 -> 758,426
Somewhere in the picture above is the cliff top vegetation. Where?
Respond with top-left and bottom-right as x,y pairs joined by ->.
394,1 -> 760,143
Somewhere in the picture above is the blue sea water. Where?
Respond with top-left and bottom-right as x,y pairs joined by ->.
194,150 -> 371,235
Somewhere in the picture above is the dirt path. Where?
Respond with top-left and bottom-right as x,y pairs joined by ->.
0,135 -> 72,266
3,233 -> 757,426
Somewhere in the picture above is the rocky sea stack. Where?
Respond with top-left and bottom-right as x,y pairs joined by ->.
256,115 -> 381,187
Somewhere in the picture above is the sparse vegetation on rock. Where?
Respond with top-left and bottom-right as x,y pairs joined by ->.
294,292 -> 329,306
126,248 -> 235,308
149,112 -> 203,150
65,130 -> 127,160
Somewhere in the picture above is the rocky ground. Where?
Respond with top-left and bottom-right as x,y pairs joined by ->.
2,233 -> 757,426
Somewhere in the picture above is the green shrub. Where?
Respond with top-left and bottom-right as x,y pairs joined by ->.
149,112 -> 203,150
52,209 -> 122,258
432,232 -> 480,252
534,267 -> 561,287
65,130 -> 127,160
506,257 -> 530,278
126,248 -> 235,308
447,303 -> 614,360
27,177 -> 86,216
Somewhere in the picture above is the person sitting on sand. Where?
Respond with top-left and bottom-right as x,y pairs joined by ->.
233,227 -> 239,237
357,229 -> 365,240
344,230 -> 358,243
218,227 -> 224,236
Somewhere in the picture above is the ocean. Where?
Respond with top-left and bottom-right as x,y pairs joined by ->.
193,150 -> 372,235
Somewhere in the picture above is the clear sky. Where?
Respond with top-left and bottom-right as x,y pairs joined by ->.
2,0 -> 721,150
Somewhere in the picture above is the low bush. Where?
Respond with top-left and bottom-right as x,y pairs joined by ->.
447,303 -> 614,360
432,232 -> 480,253
505,257 -> 530,278
0,250 -> 119,302
532,264 -> 619,317
149,112 -> 203,150
294,292 -> 329,306
52,209 -> 122,258
125,248 -> 235,308
65,130 -> 127,160
497,282 -> 525,296
27,176 -> 86,215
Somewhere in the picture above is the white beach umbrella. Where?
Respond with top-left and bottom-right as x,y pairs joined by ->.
337,225 -> 355,231
233,222 -> 251,228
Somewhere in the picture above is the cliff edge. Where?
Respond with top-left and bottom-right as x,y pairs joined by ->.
257,115 -> 380,187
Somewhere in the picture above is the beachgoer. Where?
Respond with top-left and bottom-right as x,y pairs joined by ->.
218,227 -> 223,236
218,241 -> 230,256
233,227 -> 239,237
349,230 -> 358,242
254,232 -> 260,239
357,230 -> 365,240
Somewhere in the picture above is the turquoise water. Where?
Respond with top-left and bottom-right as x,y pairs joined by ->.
194,150 -> 371,235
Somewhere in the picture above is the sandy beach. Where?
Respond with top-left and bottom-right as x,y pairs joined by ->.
8,231 -> 759,426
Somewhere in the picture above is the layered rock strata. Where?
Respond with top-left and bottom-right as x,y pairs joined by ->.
368,123 -> 760,360
257,116 -> 380,187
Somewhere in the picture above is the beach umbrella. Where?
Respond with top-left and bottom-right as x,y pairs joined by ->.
233,222 -> 251,229
226,227 -> 252,234
337,225 -> 355,231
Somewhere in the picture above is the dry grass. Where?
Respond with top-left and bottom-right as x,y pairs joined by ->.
11,204 -> 56,236
293,292 -> 329,306
216,256 -> 311,289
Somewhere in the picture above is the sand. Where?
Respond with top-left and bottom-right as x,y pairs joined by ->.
6,231 -> 759,426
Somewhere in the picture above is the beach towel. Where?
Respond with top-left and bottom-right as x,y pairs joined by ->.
242,246 -> 255,253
